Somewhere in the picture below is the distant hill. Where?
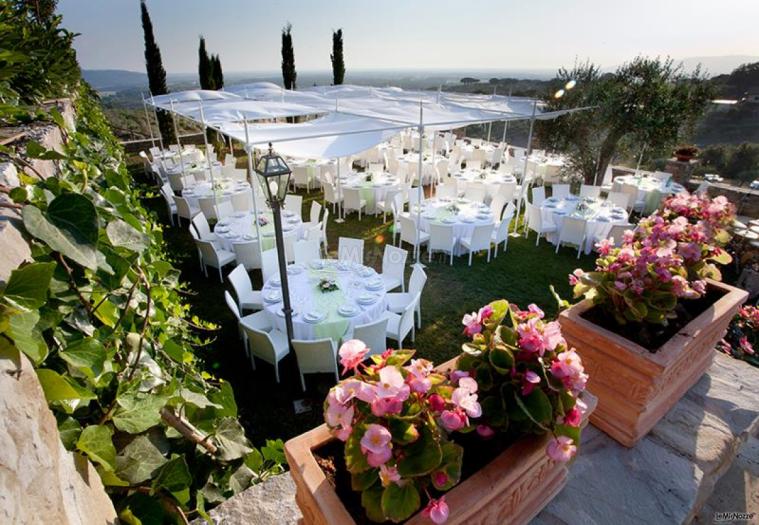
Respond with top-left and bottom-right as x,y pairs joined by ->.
83,69 -> 147,91
678,55 -> 759,76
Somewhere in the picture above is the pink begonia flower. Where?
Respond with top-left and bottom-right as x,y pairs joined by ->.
428,393 -> 446,412
450,370 -> 469,385
528,303 -> 545,319
366,447 -> 393,467
595,238 -> 614,255
568,268 -> 585,286
521,370 -> 541,396
562,407 -> 582,427
406,358 -> 433,378
739,337 -> 755,355
379,464 -> 400,487
375,366 -> 410,400
462,312 -> 482,337
360,424 -> 392,455
476,424 -> 495,438
433,470 -> 449,487
423,496 -> 450,525
405,359 -> 433,393
451,381 -> 481,419
338,339 -> 368,375
550,350 -> 588,394
440,409 -> 467,431
457,376 -> 478,394
334,425 -> 352,441
371,396 -> 403,417
678,242 -> 701,261
542,321 -> 565,351
478,304 -> 494,323
325,400 -> 354,429
517,318 -> 547,355
546,436 -> 577,462
335,379 -> 376,405
408,376 -> 432,394
692,280 -> 706,295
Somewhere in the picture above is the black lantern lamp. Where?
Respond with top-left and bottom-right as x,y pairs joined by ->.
254,143 -> 295,348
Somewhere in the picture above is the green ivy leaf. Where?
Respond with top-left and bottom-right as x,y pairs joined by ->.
213,417 -> 253,461
58,416 -> 82,449
106,219 -> 148,253
113,392 -> 166,434
36,368 -> 96,405
23,206 -> 98,270
59,338 -> 107,379
381,481 -> 421,523
153,455 -> 191,493
396,426 -> 442,478
228,463 -> 254,494
179,388 -> 222,410
2,262 -> 55,309
6,310 -> 47,364
76,424 -> 116,472
116,435 -> 168,484
47,193 -> 99,245
243,449 -> 264,472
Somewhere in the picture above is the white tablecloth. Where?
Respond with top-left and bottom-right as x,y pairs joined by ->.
451,169 -> 517,201
341,172 -> 403,213
411,197 -> 495,255
613,175 -> 685,202
398,153 -> 437,184
261,260 -> 388,342
182,180 -> 251,209
460,144 -> 496,161
213,210 -> 303,251
540,196 -> 629,253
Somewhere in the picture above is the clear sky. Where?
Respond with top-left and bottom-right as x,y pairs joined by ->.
58,0 -> 759,74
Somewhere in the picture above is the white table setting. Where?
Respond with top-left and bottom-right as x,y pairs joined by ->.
261,259 -> 388,342
612,174 -> 685,202
411,197 -> 495,255
182,180 -> 252,208
340,171 -> 403,214
540,195 -> 630,253
213,209 -> 303,251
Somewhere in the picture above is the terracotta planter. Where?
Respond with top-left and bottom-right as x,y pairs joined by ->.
284,358 -> 597,525
558,279 -> 747,448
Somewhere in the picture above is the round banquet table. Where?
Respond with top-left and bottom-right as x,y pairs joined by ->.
261,259 -> 388,342
612,175 -> 685,202
397,153 -> 437,184
165,159 -> 222,177
412,197 -> 495,255
540,195 -> 630,254
451,169 -> 517,201
341,172 -> 403,214
182,180 -> 251,209
213,210 -> 303,252
459,143 -> 496,161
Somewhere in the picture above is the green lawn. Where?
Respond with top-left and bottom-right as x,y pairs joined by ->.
133,164 -> 597,445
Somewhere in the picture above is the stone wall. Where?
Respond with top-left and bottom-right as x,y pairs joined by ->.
0,98 -> 117,523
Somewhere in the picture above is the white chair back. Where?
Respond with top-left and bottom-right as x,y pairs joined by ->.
399,215 -> 421,246
198,196 -> 218,221
579,185 -> 601,199
382,244 -> 407,283
353,318 -> 389,358
192,213 -> 212,238
552,184 -> 570,199
437,183 -> 457,200
396,293 -> 420,344
174,196 -> 195,220
292,338 -> 338,388
607,191 -> 629,209
557,216 -> 587,257
294,239 -> 320,266
464,185 -> 487,202
531,186 -> 546,205
228,264 -> 253,308
428,223 -> 456,255
309,201 -> 322,224
261,248 -> 280,282
342,188 -> 364,214
338,237 -> 364,265
284,194 -> 303,218
231,190 -> 253,212
604,224 -> 632,248
498,182 -> 516,202
233,240 -> 261,271
468,223 -> 494,251
467,159 -> 482,171
195,239 -> 223,267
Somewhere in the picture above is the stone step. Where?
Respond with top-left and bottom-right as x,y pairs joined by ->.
533,353 -> 759,525
195,353 -> 759,525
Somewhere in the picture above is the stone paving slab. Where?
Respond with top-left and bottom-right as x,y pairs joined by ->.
195,353 -> 759,525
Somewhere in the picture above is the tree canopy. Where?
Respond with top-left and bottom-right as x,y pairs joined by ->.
539,57 -> 714,183
281,23 -> 297,90
198,36 -> 213,90
140,0 -> 174,144
330,29 -> 345,85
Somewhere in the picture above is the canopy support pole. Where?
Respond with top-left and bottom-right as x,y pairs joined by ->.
501,90 -> 512,144
198,103 -> 218,210
634,144 -> 646,176
141,94 -> 157,149
169,99 -> 186,178
243,120 -> 263,265
334,96 -> 345,224
151,94 -> 164,151
513,100 -> 537,235
414,102 -> 425,268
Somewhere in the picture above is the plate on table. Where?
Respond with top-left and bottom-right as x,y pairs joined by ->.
365,279 -> 384,291
477,213 -> 491,220
215,226 -> 230,233
544,203 -> 556,209
442,217 -> 457,224
310,260 -> 326,270
554,211 -> 567,216
565,196 -> 579,201
225,233 -> 240,240
270,276 -> 281,287
357,293 -> 379,306
283,210 -> 295,218
422,212 -> 436,219
233,211 -> 246,218
283,224 -> 294,232
242,234 -> 255,241
457,198 -> 470,204
276,307 -> 298,318
287,217 -> 300,224
358,267 -> 375,278
303,310 -> 326,324
336,260 -> 352,271
461,216 -> 476,223
223,191 -> 233,196
264,290 -> 282,303
287,264 -> 304,275
597,216 -> 611,223
338,304 -> 360,317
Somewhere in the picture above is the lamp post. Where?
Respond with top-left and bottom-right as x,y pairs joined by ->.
255,143 -> 295,348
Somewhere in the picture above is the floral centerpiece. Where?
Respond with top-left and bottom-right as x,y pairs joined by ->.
318,278 -> 339,293
717,305 -> 759,367
324,342 -> 473,523
455,300 -> 589,463
446,204 -> 460,214
212,181 -> 223,191
257,214 -> 269,227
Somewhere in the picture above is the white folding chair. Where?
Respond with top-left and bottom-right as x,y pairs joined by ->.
173,195 -> 199,226
242,323 -> 289,383
233,239 -> 262,271
491,215 -> 511,257
381,244 -> 407,292
376,190 -> 400,224
580,185 -> 601,199
160,184 -> 178,226
194,239 -> 236,282
383,292 -> 420,350
228,264 -> 263,312
552,184 -> 570,199
386,265 -> 426,328
293,239 -> 320,266
224,291 -> 270,351
292,338 -> 339,391
428,223 -> 456,265
261,248 -> 280,283
292,166 -> 313,192
323,182 -> 342,214
342,188 -> 367,220
198,196 -> 219,221
192,213 -> 215,241
231,190 -> 253,212
436,182 -> 458,200
467,159 -> 482,171
284,194 -> 303,219
525,202 -> 557,246
460,223 -> 495,266
352,318 -> 389,358
531,186 -> 546,206
594,223 -> 632,248
607,191 -> 629,209
621,183 -> 645,212
555,216 -> 587,258
338,237 -> 364,265
399,215 -> 430,260
464,185 -> 487,202
303,201 -> 322,228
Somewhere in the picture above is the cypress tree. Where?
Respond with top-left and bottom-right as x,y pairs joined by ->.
212,54 -> 224,90
198,36 -> 213,90
140,0 -> 175,144
281,23 -> 297,90
330,29 -> 345,85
